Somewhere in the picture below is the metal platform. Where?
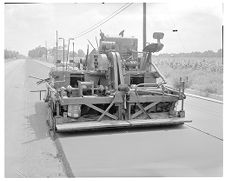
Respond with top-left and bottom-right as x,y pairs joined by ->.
56,118 -> 192,132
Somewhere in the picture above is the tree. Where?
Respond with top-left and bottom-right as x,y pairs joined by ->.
156,49 -> 222,58
77,49 -> 85,57
4,49 -> 25,59
28,46 -> 47,58
217,49 -> 222,57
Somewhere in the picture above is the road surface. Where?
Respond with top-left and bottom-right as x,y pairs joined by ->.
5,59 -> 223,177
5,59 -> 66,177
185,96 -> 223,140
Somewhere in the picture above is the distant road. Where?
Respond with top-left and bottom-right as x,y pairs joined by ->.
29,59 -> 223,176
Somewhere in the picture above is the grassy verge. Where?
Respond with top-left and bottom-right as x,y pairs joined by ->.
152,56 -> 223,96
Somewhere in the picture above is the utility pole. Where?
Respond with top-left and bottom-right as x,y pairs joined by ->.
67,39 -> 69,70
222,25 -> 224,65
59,38 -> 65,71
63,39 -> 65,70
45,41 -> 47,61
66,38 -> 74,70
73,42 -> 75,63
73,42 -> 75,69
143,2 -> 146,50
56,30 -> 58,64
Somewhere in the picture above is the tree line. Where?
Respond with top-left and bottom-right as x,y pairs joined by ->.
28,46 -> 47,58
156,49 -> 223,57
4,49 -> 25,59
28,45 -> 222,59
28,46 -> 86,59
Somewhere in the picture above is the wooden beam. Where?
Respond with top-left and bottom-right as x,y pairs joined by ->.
131,101 -> 160,119
85,103 -> 117,120
136,102 -> 152,119
97,96 -> 117,122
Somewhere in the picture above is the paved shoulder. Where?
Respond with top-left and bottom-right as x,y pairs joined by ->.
5,59 -> 66,177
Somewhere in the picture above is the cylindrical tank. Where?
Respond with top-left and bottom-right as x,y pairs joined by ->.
87,53 -> 109,71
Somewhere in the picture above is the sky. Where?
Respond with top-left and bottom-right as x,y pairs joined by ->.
4,1 -> 223,55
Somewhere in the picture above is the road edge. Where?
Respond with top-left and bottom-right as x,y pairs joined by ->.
31,60 -> 75,177
53,134 -> 75,177
186,93 -> 223,104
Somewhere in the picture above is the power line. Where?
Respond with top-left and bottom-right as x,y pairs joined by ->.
76,3 -> 132,38
75,3 -> 133,38
76,3 -> 129,37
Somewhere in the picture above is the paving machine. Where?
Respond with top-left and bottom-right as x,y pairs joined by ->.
35,32 -> 191,133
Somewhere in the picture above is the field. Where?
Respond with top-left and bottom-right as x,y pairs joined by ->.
152,56 -> 223,96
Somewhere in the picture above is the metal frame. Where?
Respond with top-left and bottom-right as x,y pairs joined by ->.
131,101 -> 160,119
56,91 -> 124,123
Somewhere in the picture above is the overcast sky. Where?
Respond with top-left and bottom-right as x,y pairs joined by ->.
5,2 -> 222,55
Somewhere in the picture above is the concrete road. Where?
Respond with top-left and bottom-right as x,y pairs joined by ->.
58,126 -> 222,176
185,96 -> 223,140
5,59 -> 223,177
5,59 -> 66,177
58,97 -> 223,177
